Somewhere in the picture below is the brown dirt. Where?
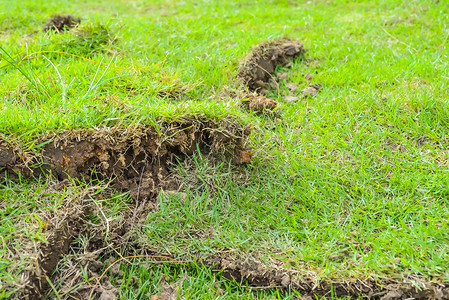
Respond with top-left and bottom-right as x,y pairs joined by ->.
204,253 -> 291,288
0,121 -> 250,200
238,39 -> 305,92
0,145 -> 15,167
43,14 -> 81,32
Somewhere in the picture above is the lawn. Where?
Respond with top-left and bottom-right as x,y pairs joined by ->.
1,0 -> 449,299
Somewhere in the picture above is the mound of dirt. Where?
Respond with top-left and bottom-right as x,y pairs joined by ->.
43,14 -> 81,32
238,39 -> 305,91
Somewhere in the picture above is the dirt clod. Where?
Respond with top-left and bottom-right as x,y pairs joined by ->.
238,39 -> 305,91
232,148 -> 252,165
96,281 -> 118,300
0,145 -> 15,167
285,95 -> 299,103
43,14 -> 81,32
302,83 -> 322,98
242,93 -> 278,114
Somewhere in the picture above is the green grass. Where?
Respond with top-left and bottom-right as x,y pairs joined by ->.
1,0 -> 449,298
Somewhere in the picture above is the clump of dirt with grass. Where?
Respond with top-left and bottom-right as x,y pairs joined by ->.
1,120 -> 250,200
236,39 -> 319,114
238,39 -> 305,92
241,93 -> 278,114
43,20 -> 118,57
43,14 -> 81,32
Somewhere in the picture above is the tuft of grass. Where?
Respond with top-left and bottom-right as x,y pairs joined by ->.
43,18 -> 118,57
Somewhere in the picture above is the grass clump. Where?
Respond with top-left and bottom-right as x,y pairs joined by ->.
43,19 -> 117,57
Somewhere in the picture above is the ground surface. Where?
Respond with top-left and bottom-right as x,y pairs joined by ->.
1,0 -> 449,299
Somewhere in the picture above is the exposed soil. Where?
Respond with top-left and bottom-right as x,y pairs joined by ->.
43,14 -> 81,32
0,144 -> 15,167
204,253 -> 291,288
0,121 -> 250,200
238,39 -> 305,92
237,39 -> 322,110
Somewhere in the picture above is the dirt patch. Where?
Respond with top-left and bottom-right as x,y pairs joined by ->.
204,252 -> 449,299
238,39 -> 305,92
43,14 -> 81,32
0,121 -> 250,200
23,203 -> 85,299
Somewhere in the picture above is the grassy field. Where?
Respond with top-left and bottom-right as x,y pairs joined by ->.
1,0 -> 449,299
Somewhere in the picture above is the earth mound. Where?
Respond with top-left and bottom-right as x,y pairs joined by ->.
238,39 -> 305,92
43,14 -> 81,32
